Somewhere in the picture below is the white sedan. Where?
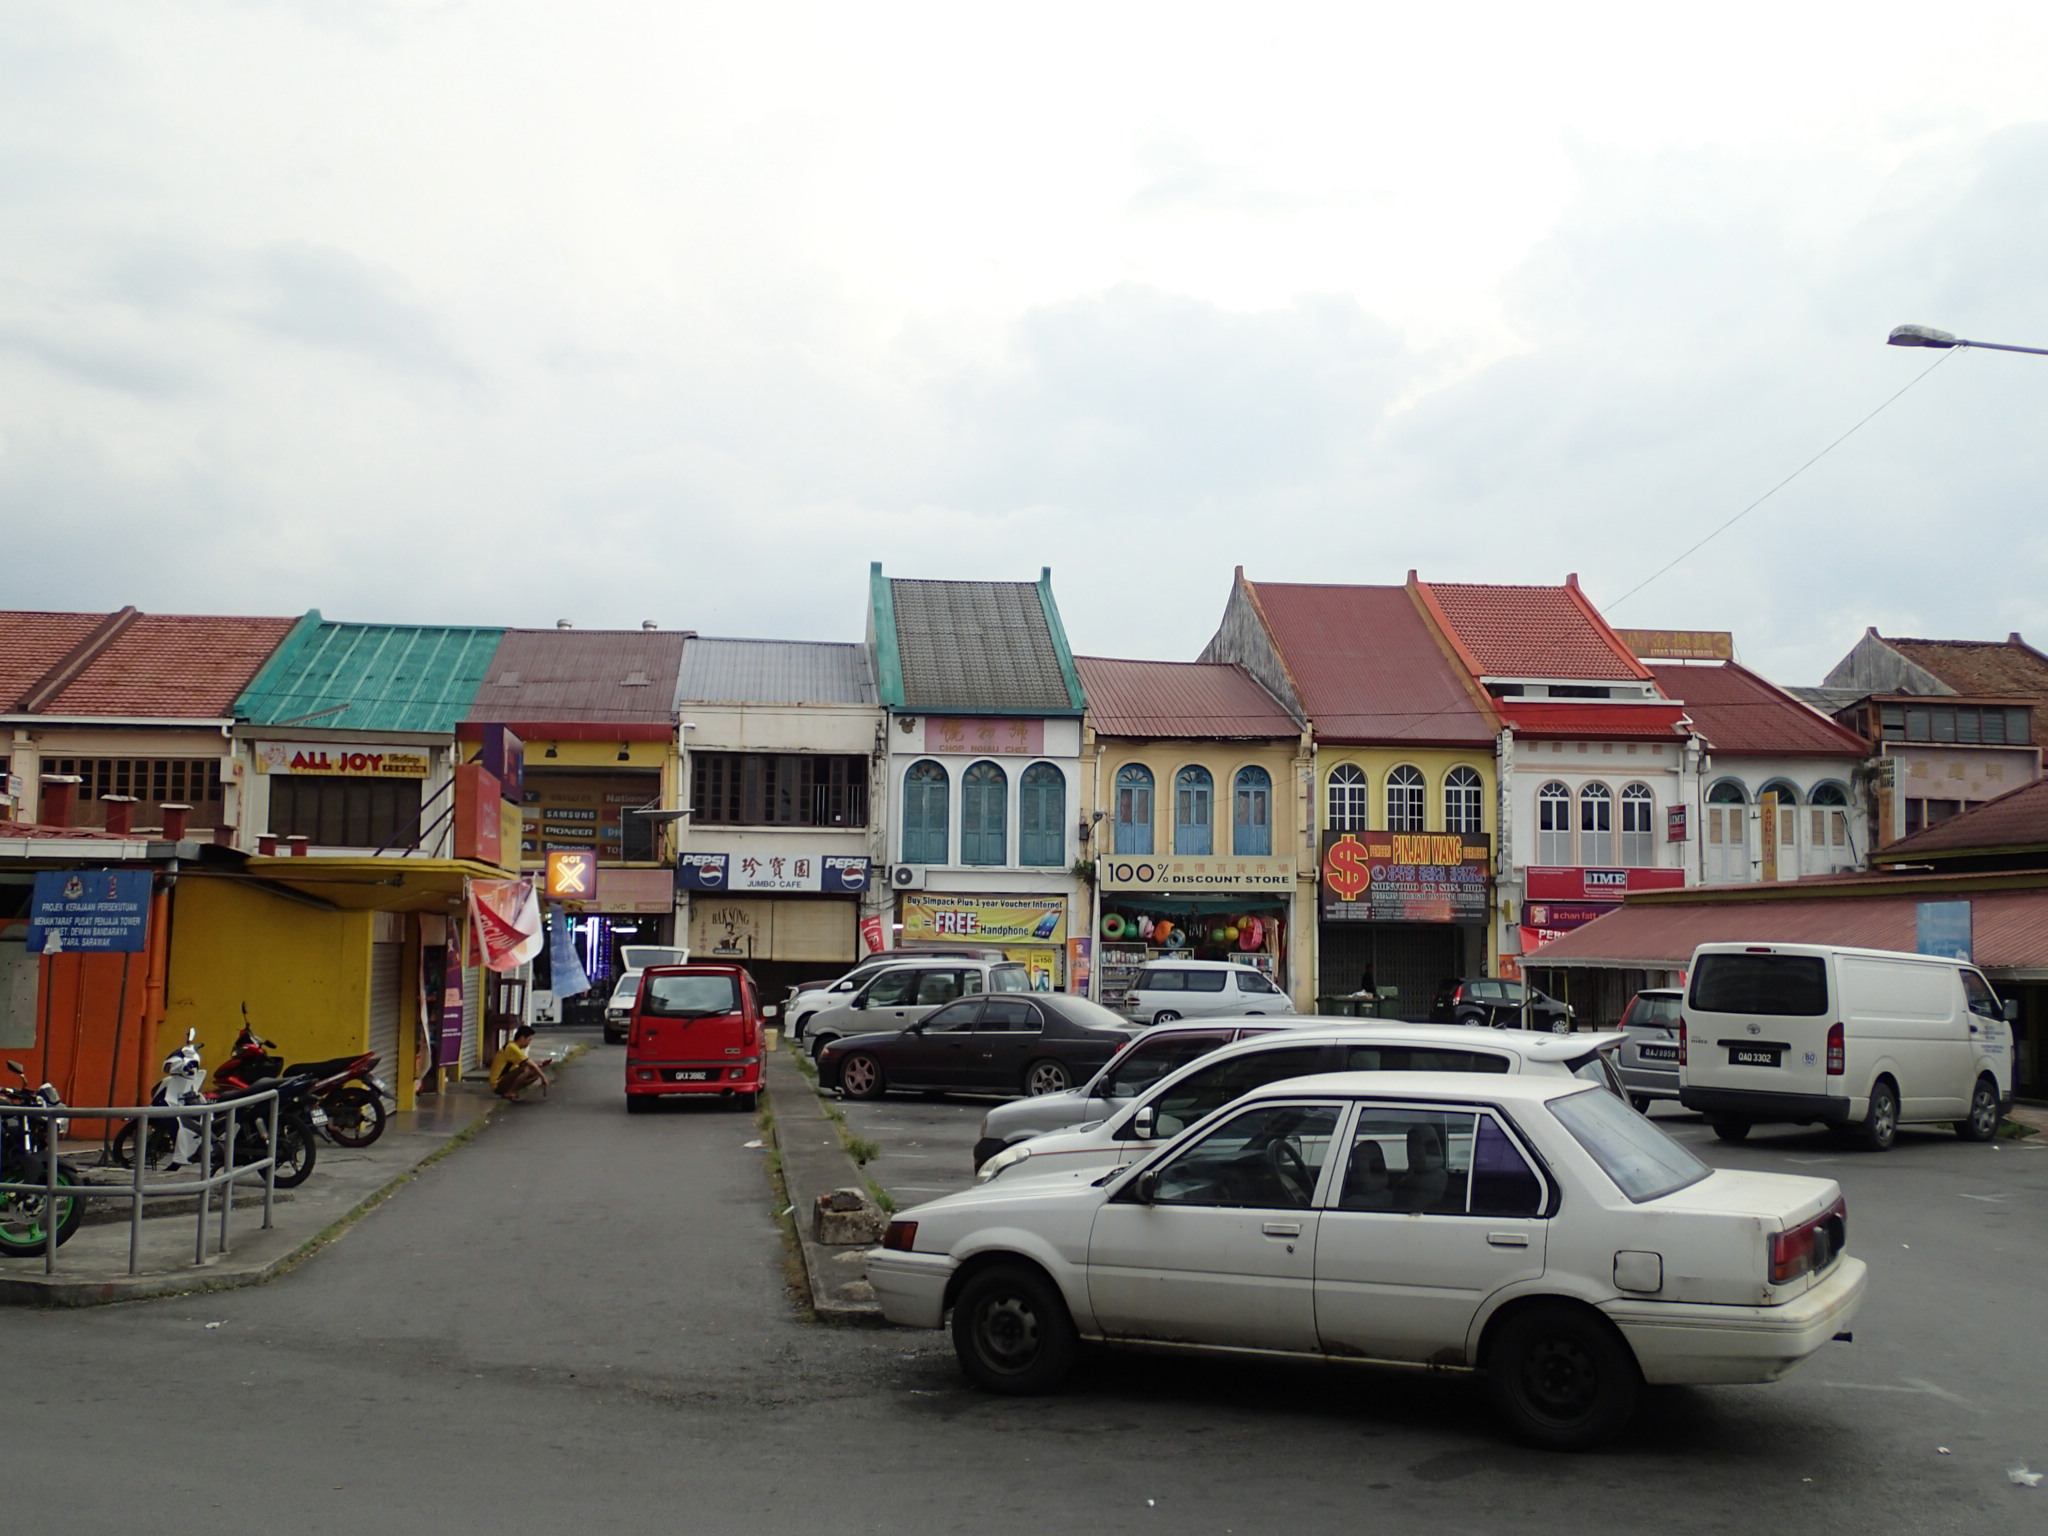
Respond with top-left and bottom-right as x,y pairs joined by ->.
868,1071 -> 1866,1450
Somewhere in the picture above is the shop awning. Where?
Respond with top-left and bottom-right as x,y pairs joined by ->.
240,855 -> 517,913
1525,886 -> 2048,978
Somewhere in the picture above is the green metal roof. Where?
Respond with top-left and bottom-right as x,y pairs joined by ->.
868,564 -> 1084,715
233,611 -> 506,733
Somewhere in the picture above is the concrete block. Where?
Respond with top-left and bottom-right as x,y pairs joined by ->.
813,1187 -> 884,1245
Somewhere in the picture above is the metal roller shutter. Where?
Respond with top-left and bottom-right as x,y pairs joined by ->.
368,941 -> 403,1075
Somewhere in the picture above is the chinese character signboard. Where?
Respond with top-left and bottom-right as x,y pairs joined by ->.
922,717 -> 1046,756
27,869 -> 151,953
675,853 -> 870,893
1614,629 -> 1735,661
899,894 -> 1067,945
1320,832 -> 1489,923
1100,856 -> 1295,891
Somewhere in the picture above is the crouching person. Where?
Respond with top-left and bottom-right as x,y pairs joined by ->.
490,1024 -> 552,1102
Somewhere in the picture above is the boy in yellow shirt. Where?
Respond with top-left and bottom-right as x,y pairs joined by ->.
489,1024 -> 551,1101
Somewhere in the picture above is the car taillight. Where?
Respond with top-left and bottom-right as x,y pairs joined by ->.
881,1220 -> 918,1252
1771,1197 -> 1848,1285
1826,1022 -> 1844,1076
1677,1018 -> 1687,1067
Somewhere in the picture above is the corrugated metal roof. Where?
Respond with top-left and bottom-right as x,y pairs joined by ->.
676,637 -> 876,705
1246,583 -> 1498,745
1528,883 -> 2048,972
1647,662 -> 1867,756
1884,635 -> 2048,700
1076,656 -> 1298,738
1419,579 -> 1651,681
1875,775 -> 2048,859
886,577 -> 1080,713
236,614 -> 504,733
466,629 -> 687,724
1495,700 -> 1689,740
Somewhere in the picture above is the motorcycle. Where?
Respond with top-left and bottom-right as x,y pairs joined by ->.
213,1015 -> 391,1149
0,1060 -> 85,1257
115,1031 -> 320,1189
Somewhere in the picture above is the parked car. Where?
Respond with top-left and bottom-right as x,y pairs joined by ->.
974,1021 -> 1625,1185
973,1018 -> 1315,1169
602,945 -> 690,1044
624,963 -> 771,1113
868,1071 -> 1867,1449
786,948 -> 1010,1042
1434,977 -> 1573,1032
804,959 -> 1030,1059
1677,942 -> 2015,1149
1615,988 -> 1684,1111
1123,959 -> 1295,1025
818,993 -> 1137,1100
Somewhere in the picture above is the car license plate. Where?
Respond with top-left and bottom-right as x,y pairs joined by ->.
1729,1046 -> 1781,1068
1638,1043 -> 1679,1063
668,1069 -> 712,1082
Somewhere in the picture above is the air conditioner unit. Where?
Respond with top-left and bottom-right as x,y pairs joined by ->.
891,864 -> 926,890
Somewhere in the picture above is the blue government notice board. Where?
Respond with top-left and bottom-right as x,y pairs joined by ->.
26,869 -> 152,953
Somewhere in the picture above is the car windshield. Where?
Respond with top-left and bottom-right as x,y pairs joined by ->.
1548,1086 -> 1709,1203
991,965 -> 1030,993
643,974 -> 739,1017
1629,994 -> 1681,1028
610,975 -> 641,1004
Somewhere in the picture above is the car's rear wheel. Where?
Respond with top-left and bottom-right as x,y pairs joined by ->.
1486,1301 -> 1640,1451
839,1053 -> 885,1101
1151,1010 -> 1180,1025
1955,1075 -> 2001,1142
1857,1078 -> 1900,1151
1628,1094 -> 1652,1114
952,1263 -> 1078,1395
1711,1119 -> 1751,1143
1023,1059 -> 1070,1096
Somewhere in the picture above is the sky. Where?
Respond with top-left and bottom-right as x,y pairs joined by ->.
4,2 -> 2048,690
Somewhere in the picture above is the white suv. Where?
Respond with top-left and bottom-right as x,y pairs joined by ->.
803,960 -> 1032,1058
1124,959 -> 1295,1024
976,1021 -> 1623,1184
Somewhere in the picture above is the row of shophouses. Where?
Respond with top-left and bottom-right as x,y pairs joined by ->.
6,567 -> 2048,1113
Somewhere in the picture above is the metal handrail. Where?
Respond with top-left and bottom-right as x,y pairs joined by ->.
0,1091 -> 280,1276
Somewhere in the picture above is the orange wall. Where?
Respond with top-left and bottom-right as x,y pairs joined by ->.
0,896 -> 165,1124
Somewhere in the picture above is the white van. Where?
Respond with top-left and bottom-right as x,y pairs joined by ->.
1123,959 -> 1295,1025
1677,942 -> 2014,1150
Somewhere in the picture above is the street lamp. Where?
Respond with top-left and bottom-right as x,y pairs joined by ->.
1888,324 -> 2048,357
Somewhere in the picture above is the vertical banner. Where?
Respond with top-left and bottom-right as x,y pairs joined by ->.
859,913 -> 885,956
547,905 -> 590,998
439,957 -> 465,1069
1758,794 -> 1779,883
1067,936 -> 1091,994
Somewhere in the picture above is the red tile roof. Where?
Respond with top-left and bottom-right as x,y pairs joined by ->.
1495,701 -> 1689,740
1417,577 -> 1651,682
0,611 -> 105,707
1883,634 -> 2048,700
0,609 -> 297,718
1242,583 -> 1498,746
1076,657 -> 1298,739
1527,881 -> 2048,972
1874,774 -> 2048,860
1648,661 -> 1867,757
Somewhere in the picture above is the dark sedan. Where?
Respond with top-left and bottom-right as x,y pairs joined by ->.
818,993 -> 1138,1101
1435,976 -> 1574,1032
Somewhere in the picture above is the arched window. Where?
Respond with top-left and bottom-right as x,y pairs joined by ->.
1445,766 -> 1484,835
1113,764 -> 1154,854
1386,765 -> 1426,833
961,761 -> 1008,866
1810,782 -> 1849,805
1233,766 -> 1272,856
1578,782 -> 1614,865
1019,763 -> 1064,867
1174,766 -> 1213,855
901,760 -> 948,865
1538,781 -> 1572,864
1809,781 -> 1850,863
1759,779 -> 1802,808
1619,782 -> 1655,866
1327,763 -> 1369,832
1707,780 -> 1748,804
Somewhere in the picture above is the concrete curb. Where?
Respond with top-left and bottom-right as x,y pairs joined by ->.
0,1041 -> 594,1307
762,1047 -> 887,1325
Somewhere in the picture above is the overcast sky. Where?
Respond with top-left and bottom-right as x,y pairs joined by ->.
5,3 -> 2047,689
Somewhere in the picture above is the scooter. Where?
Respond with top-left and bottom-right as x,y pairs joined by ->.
0,1061 -> 84,1258
213,1015 -> 391,1148
116,1031 -> 320,1189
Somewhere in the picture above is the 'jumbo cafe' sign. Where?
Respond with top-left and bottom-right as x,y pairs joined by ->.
256,741 -> 430,777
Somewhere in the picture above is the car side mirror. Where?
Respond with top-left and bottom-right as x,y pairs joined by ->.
1131,1168 -> 1159,1204
1132,1104 -> 1157,1140
761,1004 -> 778,1019
2004,999 -> 2019,1022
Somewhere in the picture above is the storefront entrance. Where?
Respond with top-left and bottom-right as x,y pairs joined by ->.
1316,922 -> 1471,1022
1095,893 -> 1289,1011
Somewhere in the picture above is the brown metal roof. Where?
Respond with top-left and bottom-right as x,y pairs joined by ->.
1874,775 -> 2048,860
1416,577 -> 1651,682
0,609 -> 297,718
1527,881 -> 2048,973
1076,657 -> 1298,739
1884,634 -> 2048,700
1244,582 -> 1498,745
465,628 -> 688,725
1648,661 -> 1868,757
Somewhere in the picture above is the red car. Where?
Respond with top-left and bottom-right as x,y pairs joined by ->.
625,963 -> 769,1112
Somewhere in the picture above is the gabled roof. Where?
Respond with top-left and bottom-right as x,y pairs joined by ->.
1873,775 -> 2048,863
466,628 -> 688,725
235,612 -> 504,734
1884,634 -> 2048,699
0,608 -> 297,719
676,637 -> 876,706
1415,575 -> 1652,682
1224,579 -> 1498,746
1494,700 -> 1689,741
870,565 -> 1083,715
1648,661 -> 1867,757
1075,657 -> 1298,739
